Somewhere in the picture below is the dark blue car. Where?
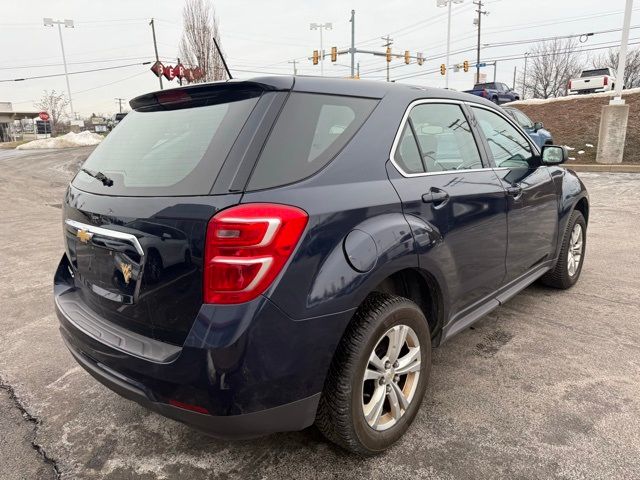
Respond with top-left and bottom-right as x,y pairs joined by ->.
55,77 -> 589,455
503,106 -> 554,149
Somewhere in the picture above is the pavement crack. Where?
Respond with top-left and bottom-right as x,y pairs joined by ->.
0,379 -> 61,479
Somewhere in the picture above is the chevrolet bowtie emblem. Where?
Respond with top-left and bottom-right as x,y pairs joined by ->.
76,229 -> 93,244
120,262 -> 133,285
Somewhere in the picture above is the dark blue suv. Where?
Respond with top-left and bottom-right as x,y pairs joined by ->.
55,76 -> 589,455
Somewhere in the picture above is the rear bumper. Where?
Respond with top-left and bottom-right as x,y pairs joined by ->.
54,254 -> 352,438
61,333 -> 320,438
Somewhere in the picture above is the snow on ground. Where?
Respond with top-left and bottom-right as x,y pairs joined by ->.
509,87 -> 640,106
16,131 -> 104,150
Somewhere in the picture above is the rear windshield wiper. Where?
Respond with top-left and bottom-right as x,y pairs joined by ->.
81,168 -> 113,187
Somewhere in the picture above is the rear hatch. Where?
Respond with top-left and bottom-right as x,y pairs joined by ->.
63,81 -> 288,345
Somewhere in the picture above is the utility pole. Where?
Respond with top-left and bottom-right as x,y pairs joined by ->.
43,18 -> 75,118
149,18 -> 163,90
115,98 -> 125,113
288,59 -> 298,75
349,10 -> 356,78
513,66 -> 517,90
473,1 -> 488,83
382,35 -> 393,82
310,22 -> 332,76
493,60 -> 497,83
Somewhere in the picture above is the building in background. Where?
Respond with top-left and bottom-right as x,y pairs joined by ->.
0,102 -> 40,142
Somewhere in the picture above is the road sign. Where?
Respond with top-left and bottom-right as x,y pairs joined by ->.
475,62 -> 487,68
38,111 -> 50,122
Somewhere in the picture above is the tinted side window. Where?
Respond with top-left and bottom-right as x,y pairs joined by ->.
406,103 -> 483,172
472,107 -> 535,168
248,93 -> 377,190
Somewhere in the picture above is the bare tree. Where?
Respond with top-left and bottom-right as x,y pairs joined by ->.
522,38 -> 583,99
593,48 -> 640,89
34,90 -> 69,135
178,0 -> 227,82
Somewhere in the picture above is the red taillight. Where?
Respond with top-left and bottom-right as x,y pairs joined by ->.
568,80 -> 572,90
203,203 -> 308,304
482,88 -> 487,97
603,76 -> 608,86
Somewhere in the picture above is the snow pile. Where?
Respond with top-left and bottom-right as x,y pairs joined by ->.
17,131 -> 104,150
509,87 -> 640,106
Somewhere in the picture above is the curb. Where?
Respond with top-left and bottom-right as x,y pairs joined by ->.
566,164 -> 640,173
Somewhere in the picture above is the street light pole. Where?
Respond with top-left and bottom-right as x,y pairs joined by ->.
43,18 -> 74,118
613,0 -> 634,101
438,0 -> 464,89
310,22 -> 332,76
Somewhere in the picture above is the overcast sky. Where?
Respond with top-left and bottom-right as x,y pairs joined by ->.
1,0 -> 636,117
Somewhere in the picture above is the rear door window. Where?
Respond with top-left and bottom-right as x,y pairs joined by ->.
247,93 -> 377,190
393,103 -> 483,173
72,90 -> 261,196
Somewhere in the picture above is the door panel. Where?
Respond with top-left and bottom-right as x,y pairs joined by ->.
389,169 -> 508,315
470,106 -> 559,282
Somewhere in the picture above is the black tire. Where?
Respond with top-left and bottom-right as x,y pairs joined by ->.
540,210 -> 586,289
316,293 -> 432,456
492,96 -> 499,104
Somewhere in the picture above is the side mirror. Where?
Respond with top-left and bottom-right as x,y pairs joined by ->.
533,121 -> 544,132
541,145 -> 568,165
161,232 -> 172,240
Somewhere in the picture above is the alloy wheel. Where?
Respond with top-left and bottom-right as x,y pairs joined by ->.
567,223 -> 583,277
362,325 -> 421,431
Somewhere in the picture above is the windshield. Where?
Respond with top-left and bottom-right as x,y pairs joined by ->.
72,91 -> 261,196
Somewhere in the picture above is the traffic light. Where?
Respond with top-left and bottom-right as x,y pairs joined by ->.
331,46 -> 337,62
312,50 -> 319,65
463,60 -> 469,72
417,52 -> 424,66
386,47 -> 392,63
440,64 -> 446,76
404,50 -> 410,65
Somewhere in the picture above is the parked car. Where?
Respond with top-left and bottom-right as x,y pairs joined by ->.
464,82 -> 520,104
503,106 -> 553,148
568,68 -> 616,95
55,77 -> 589,456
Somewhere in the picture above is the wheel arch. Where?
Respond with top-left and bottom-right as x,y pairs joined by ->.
372,267 -> 445,344
574,196 -> 589,225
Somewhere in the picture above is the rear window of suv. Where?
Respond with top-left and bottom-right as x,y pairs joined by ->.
247,93 -> 377,190
72,89 -> 261,196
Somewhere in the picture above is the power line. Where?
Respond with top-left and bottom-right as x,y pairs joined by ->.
0,61 -> 152,83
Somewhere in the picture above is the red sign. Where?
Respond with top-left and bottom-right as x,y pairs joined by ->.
149,59 -> 203,83
39,111 -> 50,121
163,65 -> 176,81
174,63 -> 185,79
150,61 -> 164,77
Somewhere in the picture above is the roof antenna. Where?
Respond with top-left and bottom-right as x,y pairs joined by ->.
213,35 -> 232,79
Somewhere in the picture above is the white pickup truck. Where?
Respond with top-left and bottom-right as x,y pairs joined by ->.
568,68 -> 616,95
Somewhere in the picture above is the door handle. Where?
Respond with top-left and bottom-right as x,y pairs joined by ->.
506,185 -> 523,197
422,188 -> 450,206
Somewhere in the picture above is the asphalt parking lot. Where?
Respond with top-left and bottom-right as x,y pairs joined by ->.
0,146 -> 639,479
